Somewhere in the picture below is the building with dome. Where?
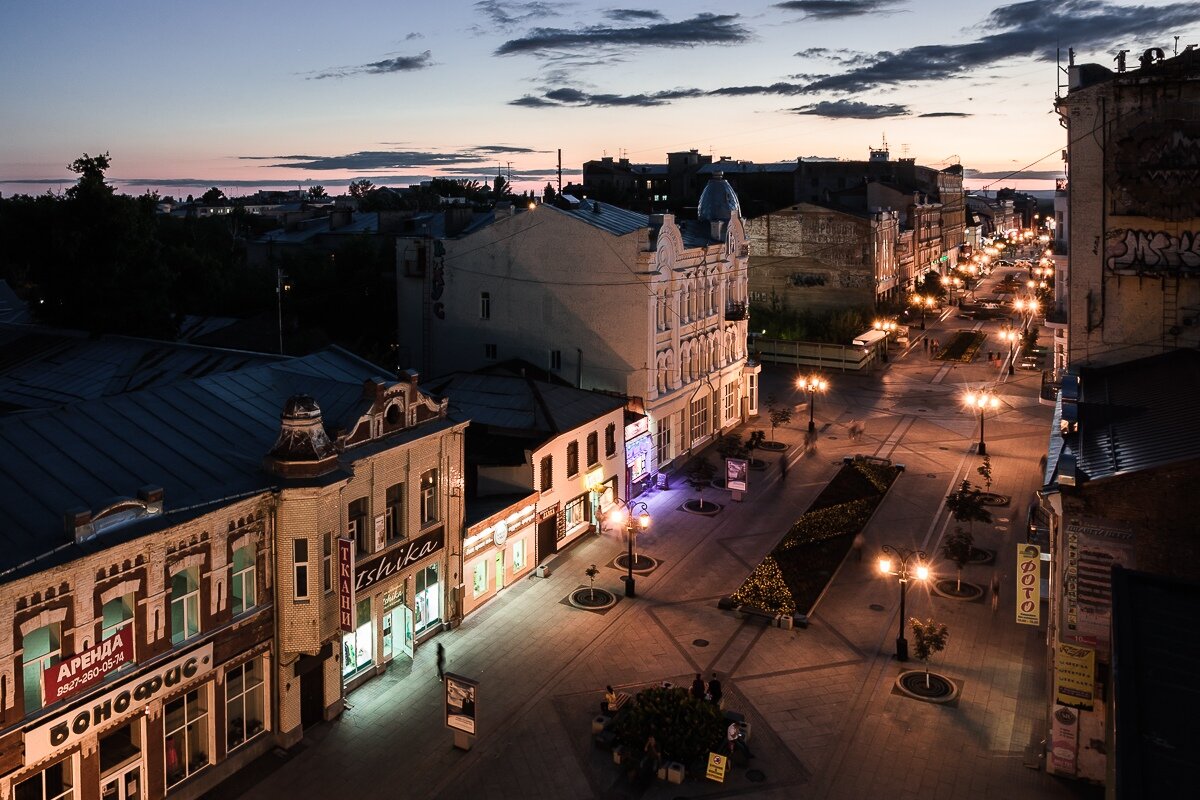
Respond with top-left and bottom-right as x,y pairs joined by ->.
428,176 -> 759,517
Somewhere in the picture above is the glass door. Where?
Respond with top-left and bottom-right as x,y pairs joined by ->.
495,550 -> 505,592
382,610 -> 394,662
101,762 -> 141,800
401,606 -> 414,659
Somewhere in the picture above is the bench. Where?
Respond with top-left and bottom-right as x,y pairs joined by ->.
738,605 -> 777,625
606,692 -> 631,713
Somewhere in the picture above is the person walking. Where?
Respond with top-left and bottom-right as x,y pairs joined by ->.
690,673 -> 706,701
780,455 -> 788,479
991,573 -> 1001,613
852,532 -> 865,562
436,642 -> 446,681
707,673 -> 723,706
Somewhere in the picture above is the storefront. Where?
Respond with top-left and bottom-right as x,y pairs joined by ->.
343,527 -> 446,692
462,498 -> 537,617
12,640 -> 271,800
624,416 -> 654,498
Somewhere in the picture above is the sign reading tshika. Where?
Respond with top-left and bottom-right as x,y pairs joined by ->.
355,527 -> 445,594
706,752 -> 728,782
1016,544 -> 1041,626
1055,642 -> 1095,710
26,643 -> 213,763
338,538 -> 355,633
725,458 -> 748,493
43,626 -> 134,705
444,672 -> 478,735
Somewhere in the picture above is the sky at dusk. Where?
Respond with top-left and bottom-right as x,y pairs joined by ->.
3,0 -> 1199,198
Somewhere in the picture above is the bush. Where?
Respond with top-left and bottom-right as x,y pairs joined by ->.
610,686 -> 726,767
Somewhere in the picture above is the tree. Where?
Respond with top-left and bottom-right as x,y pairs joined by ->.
65,152 -> 114,201
308,185 -> 327,199
945,480 -> 992,533
201,186 -> 226,206
585,563 -> 599,601
349,179 -> 375,200
714,432 -> 748,462
493,174 -> 512,197
976,454 -> 993,492
746,430 -> 765,464
941,527 -> 974,591
909,618 -> 949,688
765,395 -> 792,442
916,270 -> 946,300
543,182 -> 557,203
687,458 -> 718,511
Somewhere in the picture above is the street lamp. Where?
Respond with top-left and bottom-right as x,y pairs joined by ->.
1013,296 -> 1040,330
609,498 -> 651,597
874,319 -> 896,362
877,545 -> 929,661
798,375 -> 829,432
998,328 -> 1019,375
964,389 -> 1000,456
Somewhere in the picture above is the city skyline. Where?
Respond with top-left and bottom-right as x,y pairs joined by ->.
3,0 -> 1198,197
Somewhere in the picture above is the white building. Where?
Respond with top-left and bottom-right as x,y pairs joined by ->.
430,176 -> 759,485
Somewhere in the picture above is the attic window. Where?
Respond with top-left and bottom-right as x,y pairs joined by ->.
385,403 -> 402,426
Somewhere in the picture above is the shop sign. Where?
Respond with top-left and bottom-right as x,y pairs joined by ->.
1048,704 -> 1079,776
1016,544 -> 1041,626
706,752 -> 728,782
625,416 -> 648,439
444,672 -> 478,735
492,521 -> 508,548
625,432 -> 653,483
338,537 -> 354,633
725,458 -> 748,493
43,626 -> 133,705
1054,642 -> 1095,710
381,587 -> 405,612
374,514 -> 387,552
355,527 -> 444,594
26,643 -> 213,763
1062,517 -> 1134,648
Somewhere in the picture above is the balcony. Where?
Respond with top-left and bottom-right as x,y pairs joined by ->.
1045,304 -> 1068,328
725,301 -> 748,321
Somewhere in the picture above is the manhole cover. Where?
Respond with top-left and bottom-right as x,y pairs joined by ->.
693,639 -> 709,647
999,517 -> 1011,522
938,446 -> 949,450
827,436 -> 838,439
995,525 -> 1009,531
925,473 -> 937,478
918,408 -> 928,412
746,769 -> 766,782
869,603 -> 885,611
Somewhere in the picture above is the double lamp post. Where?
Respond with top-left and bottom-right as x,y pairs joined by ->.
877,545 -> 929,661
609,497 -> 651,597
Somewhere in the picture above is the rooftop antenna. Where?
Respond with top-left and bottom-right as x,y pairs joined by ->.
557,149 -> 562,194
900,143 -> 910,158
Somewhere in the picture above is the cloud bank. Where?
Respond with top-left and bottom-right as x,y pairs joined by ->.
310,51 -> 433,80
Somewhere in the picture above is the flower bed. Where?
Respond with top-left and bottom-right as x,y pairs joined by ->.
730,461 -> 901,616
936,331 -> 988,363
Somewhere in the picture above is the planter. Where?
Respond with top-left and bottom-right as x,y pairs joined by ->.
758,440 -> 787,452
895,670 -> 960,704
978,492 -> 1011,506
968,547 -> 995,565
748,458 -> 769,471
932,579 -> 984,601
681,500 -> 722,515
613,553 -> 658,573
569,587 -> 618,610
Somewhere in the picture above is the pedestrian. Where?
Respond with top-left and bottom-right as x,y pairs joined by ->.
436,642 -> 445,682
641,735 -> 662,779
991,573 -> 1001,613
690,673 -> 706,701
727,721 -> 754,760
852,532 -> 865,562
707,673 -> 723,706
780,455 -> 788,479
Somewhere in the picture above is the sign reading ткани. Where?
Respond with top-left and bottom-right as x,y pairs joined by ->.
354,527 -> 444,594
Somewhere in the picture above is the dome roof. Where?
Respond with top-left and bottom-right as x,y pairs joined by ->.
283,394 -> 321,418
697,173 -> 741,223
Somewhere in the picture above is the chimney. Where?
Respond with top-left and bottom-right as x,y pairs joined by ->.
66,508 -> 94,543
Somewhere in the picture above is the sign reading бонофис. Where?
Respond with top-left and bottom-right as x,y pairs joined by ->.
26,643 -> 214,763
354,527 -> 445,594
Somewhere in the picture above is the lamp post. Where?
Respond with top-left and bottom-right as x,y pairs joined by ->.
964,389 -> 1000,456
877,545 -> 929,661
609,497 -> 651,597
798,375 -> 829,432
1013,296 -> 1040,331
998,328 -> 1019,375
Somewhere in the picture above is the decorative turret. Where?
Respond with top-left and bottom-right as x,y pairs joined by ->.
697,172 -> 741,240
263,394 -> 340,478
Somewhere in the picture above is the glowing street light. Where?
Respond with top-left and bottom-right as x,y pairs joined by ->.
798,375 -> 829,432
609,498 -> 651,597
877,545 -> 929,661
964,389 -> 1001,456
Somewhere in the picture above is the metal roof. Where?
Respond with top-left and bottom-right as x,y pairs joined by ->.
1073,350 -> 1200,483
0,323 -> 283,412
552,200 -> 716,248
0,348 -> 405,579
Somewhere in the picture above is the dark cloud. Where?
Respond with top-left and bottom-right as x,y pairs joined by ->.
310,51 -> 432,80
774,1 -> 900,20
964,168 -> 1063,180
473,144 -> 550,154
918,111 -> 972,118
474,1 -> 561,27
510,86 -> 704,107
604,9 -> 666,22
404,32 -> 424,40
495,13 -> 750,56
801,1 -> 1200,94
793,47 -> 872,65
790,100 -> 910,118
240,149 -> 502,171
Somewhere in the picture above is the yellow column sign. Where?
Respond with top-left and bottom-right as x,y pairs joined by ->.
706,752 -> 728,782
1016,543 -> 1041,626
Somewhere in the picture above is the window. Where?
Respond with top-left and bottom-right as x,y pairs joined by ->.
480,292 -> 491,319
655,419 -> 672,469
348,497 -> 370,556
723,383 -> 736,423
564,496 -> 587,529
472,560 -> 487,598
539,455 -> 553,492
21,624 -> 60,713
586,432 -> 598,467
226,658 -> 266,751
231,545 -> 256,616
690,395 -> 710,443
414,565 -> 440,634
605,423 -> 617,457
293,540 -> 309,600
566,441 -> 579,477
323,533 -> 333,594
484,343 -> 497,360
420,469 -> 439,525
385,483 -> 404,542
14,759 -> 73,800
164,688 -> 209,787
513,539 -> 526,571
170,568 -> 201,645
549,350 -> 562,371
101,595 -> 135,643
342,598 -> 374,678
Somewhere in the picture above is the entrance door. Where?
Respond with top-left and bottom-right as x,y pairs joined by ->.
300,668 -> 324,729
537,516 -> 558,561
495,550 -> 505,592
100,762 -> 141,800
400,606 -> 415,659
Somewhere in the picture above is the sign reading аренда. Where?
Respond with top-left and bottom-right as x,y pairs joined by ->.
43,626 -> 134,705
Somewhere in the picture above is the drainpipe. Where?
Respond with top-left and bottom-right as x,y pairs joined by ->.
577,348 -> 583,388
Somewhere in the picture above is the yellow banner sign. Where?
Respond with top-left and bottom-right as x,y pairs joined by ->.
1055,641 -> 1095,710
1016,543 -> 1041,626
706,752 -> 728,782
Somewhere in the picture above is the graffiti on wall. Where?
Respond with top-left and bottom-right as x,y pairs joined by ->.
1105,228 -> 1200,273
